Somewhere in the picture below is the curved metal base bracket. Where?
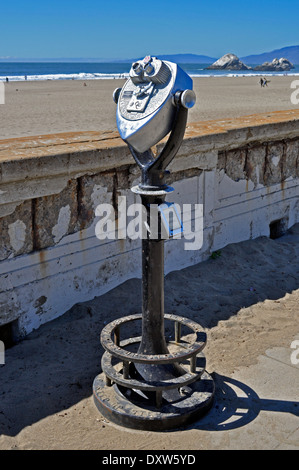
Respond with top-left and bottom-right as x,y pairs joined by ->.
131,184 -> 174,196
93,370 -> 215,431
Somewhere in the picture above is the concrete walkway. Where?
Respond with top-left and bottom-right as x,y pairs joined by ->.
194,338 -> 299,449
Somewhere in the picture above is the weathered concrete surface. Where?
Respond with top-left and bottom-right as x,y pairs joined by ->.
1,110 -> 299,181
245,145 -> 267,186
0,109 -> 298,337
77,171 -> 115,230
0,200 -> 33,260
34,180 -> 78,250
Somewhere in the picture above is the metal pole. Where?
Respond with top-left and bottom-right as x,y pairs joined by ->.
138,195 -> 168,356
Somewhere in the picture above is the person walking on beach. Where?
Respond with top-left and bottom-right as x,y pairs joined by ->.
260,77 -> 264,87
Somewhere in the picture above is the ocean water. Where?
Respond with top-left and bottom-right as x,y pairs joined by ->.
0,62 -> 299,81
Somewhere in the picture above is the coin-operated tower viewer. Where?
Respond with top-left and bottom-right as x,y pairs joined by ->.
93,56 -> 215,431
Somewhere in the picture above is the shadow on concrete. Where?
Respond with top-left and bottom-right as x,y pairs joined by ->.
191,373 -> 299,431
0,224 -> 298,436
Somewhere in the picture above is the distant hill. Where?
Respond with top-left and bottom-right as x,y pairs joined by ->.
155,54 -> 217,63
120,49 -> 299,65
1,47 -> 298,65
241,45 -> 299,64
0,55 -> 217,63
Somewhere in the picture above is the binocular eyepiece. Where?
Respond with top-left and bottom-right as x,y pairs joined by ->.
130,56 -> 171,85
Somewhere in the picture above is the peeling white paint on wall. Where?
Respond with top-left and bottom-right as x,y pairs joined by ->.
52,205 -> 71,243
8,219 -> 26,252
0,202 -> 22,219
1,169 -> 298,338
91,184 -> 110,209
272,156 -> 280,167
255,166 -> 260,186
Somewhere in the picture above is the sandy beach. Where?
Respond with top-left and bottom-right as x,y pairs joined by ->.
0,223 -> 298,450
0,75 -> 298,140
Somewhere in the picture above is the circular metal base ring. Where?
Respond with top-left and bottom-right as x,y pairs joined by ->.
100,313 -> 207,364
93,370 -> 215,431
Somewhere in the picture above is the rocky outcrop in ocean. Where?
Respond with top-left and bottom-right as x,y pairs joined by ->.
254,58 -> 294,71
206,53 -> 251,70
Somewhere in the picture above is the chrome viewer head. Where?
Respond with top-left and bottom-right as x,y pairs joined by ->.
113,56 -> 196,153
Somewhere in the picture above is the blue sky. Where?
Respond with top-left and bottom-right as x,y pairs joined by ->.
1,0 -> 298,59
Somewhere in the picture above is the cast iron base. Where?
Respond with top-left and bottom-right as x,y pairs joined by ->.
92,313 -> 215,431
93,370 -> 214,431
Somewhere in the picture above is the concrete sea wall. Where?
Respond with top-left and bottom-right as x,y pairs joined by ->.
0,109 -> 298,339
